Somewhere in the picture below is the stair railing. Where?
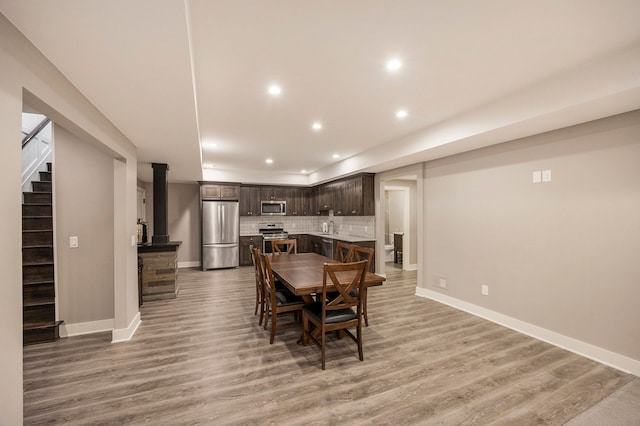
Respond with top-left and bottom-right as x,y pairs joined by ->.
22,117 -> 51,149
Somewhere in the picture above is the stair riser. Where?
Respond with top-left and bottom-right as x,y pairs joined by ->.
23,204 -> 52,217
32,181 -> 52,192
23,264 -> 54,283
23,231 -> 53,246
23,247 -> 53,264
39,171 -> 52,182
47,162 -> 52,172
23,192 -> 52,204
24,304 -> 55,324
24,283 -> 55,304
23,217 -> 52,231
24,325 -> 60,345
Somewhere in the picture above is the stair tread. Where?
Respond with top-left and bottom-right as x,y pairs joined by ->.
24,299 -> 55,307
23,229 -> 53,233
23,202 -> 53,206
23,244 -> 54,249
24,320 -> 63,330
23,280 -> 55,286
23,215 -> 53,218
23,261 -> 54,266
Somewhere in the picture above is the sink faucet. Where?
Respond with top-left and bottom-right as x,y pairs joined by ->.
328,220 -> 335,234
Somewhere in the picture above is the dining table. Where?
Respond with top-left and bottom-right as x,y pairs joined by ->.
267,252 -> 385,303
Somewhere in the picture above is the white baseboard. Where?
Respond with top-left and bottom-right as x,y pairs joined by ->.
404,263 -> 418,271
60,318 -> 114,337
179,260 -> 200,268
111,311 -> 141,343
415,287 -> 640,377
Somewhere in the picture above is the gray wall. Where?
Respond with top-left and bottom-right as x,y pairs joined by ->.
424,110 -> 640,361
55,125 -> 115,323
0,15 -> 138,424
140,180 -> 201,266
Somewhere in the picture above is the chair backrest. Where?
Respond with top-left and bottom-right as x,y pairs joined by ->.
271,239 -> 297,254
334,241 -> 354,262
260,253 -> 276,297
348,245 -> 374,269
322,260 -> 368,313
251,247 -> 264,288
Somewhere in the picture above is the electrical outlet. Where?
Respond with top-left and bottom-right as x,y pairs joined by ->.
482,285 -> 489,296
542,169 -> 552,182
439,278 -> 447,289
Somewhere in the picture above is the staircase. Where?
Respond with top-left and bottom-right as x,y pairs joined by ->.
22,162 -> 63,345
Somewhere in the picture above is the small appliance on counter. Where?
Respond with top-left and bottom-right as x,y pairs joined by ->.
322,222 -> 329,233
136,220 -> 148,244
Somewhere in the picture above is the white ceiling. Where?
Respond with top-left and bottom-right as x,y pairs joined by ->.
2,0 -> 640,184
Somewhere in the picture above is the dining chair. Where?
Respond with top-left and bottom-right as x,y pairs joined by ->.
347,245 -> 374,326
250,247 -> 266,325
261,253 -> 305,344
271,239 -> 297,254
334,241 -> 353,262
302,259 -> 368,370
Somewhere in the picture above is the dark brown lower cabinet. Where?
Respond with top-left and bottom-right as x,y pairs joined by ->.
239,236 -> 263,266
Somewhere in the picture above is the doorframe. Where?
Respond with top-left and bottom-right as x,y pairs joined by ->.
374,163 -> 423,290
384,185 -> 412,271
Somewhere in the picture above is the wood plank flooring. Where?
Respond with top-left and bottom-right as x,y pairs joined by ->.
24,265 -> 633,425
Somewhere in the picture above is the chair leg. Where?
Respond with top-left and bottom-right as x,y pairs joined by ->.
321,326 -> 326,370
254,286 -> 259,316
357,322 -> 364,361
263,303 -> 269,331
269,312 -> 277,344
362,287 -> 369,327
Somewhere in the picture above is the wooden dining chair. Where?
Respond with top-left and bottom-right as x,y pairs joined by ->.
260,253 -> 305,344
302,259 -> 368,370
250,247 -> 266,325
347,245 -> 374,326
271,239 -> 297,254
334,241 -> 353,262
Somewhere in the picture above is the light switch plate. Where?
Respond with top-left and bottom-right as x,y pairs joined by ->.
542,169 -> 552,182
532,171 -> 542,183
69,236 -> 78,248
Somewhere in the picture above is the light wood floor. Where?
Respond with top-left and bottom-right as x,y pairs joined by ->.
24,265 -> 633,425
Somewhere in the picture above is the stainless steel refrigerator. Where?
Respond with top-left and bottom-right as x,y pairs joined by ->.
202,200 -> 239,269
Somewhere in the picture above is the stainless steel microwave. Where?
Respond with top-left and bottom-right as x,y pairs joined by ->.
261,200 -> 286,216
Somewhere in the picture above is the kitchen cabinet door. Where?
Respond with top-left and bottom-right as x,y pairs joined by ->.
240,186 -> 261,216
260,186 -> 286,201
200,183 -> 240,200
239,235 -> 263,266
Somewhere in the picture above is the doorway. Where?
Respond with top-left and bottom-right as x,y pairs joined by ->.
375,165 -> 423,289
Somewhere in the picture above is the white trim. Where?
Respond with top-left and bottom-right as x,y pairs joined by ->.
111,311 -> 141,343
60,318 -> 114,337
404,263 -> 418,271
178,260 -> 200,268
415,287 -> 640,377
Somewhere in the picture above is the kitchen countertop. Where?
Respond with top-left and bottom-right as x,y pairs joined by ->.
240,232 -> 374,242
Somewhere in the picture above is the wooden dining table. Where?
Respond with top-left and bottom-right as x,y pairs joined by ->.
267,252 -> 385,302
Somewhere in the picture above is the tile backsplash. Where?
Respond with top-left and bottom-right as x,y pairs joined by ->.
240,214 -> 375,239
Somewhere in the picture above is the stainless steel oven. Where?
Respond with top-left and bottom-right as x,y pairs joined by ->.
258,222 -> 289,253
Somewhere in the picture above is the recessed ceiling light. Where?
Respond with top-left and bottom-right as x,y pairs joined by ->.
312,122 -> 323,131
265,158 -> 273,164
301,169 -> 307,174
386,58 -> 402,72
267,84 -> 282,96
332,154 -> 340,159
203,142 -> 217,150
396,109 -> 408,119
